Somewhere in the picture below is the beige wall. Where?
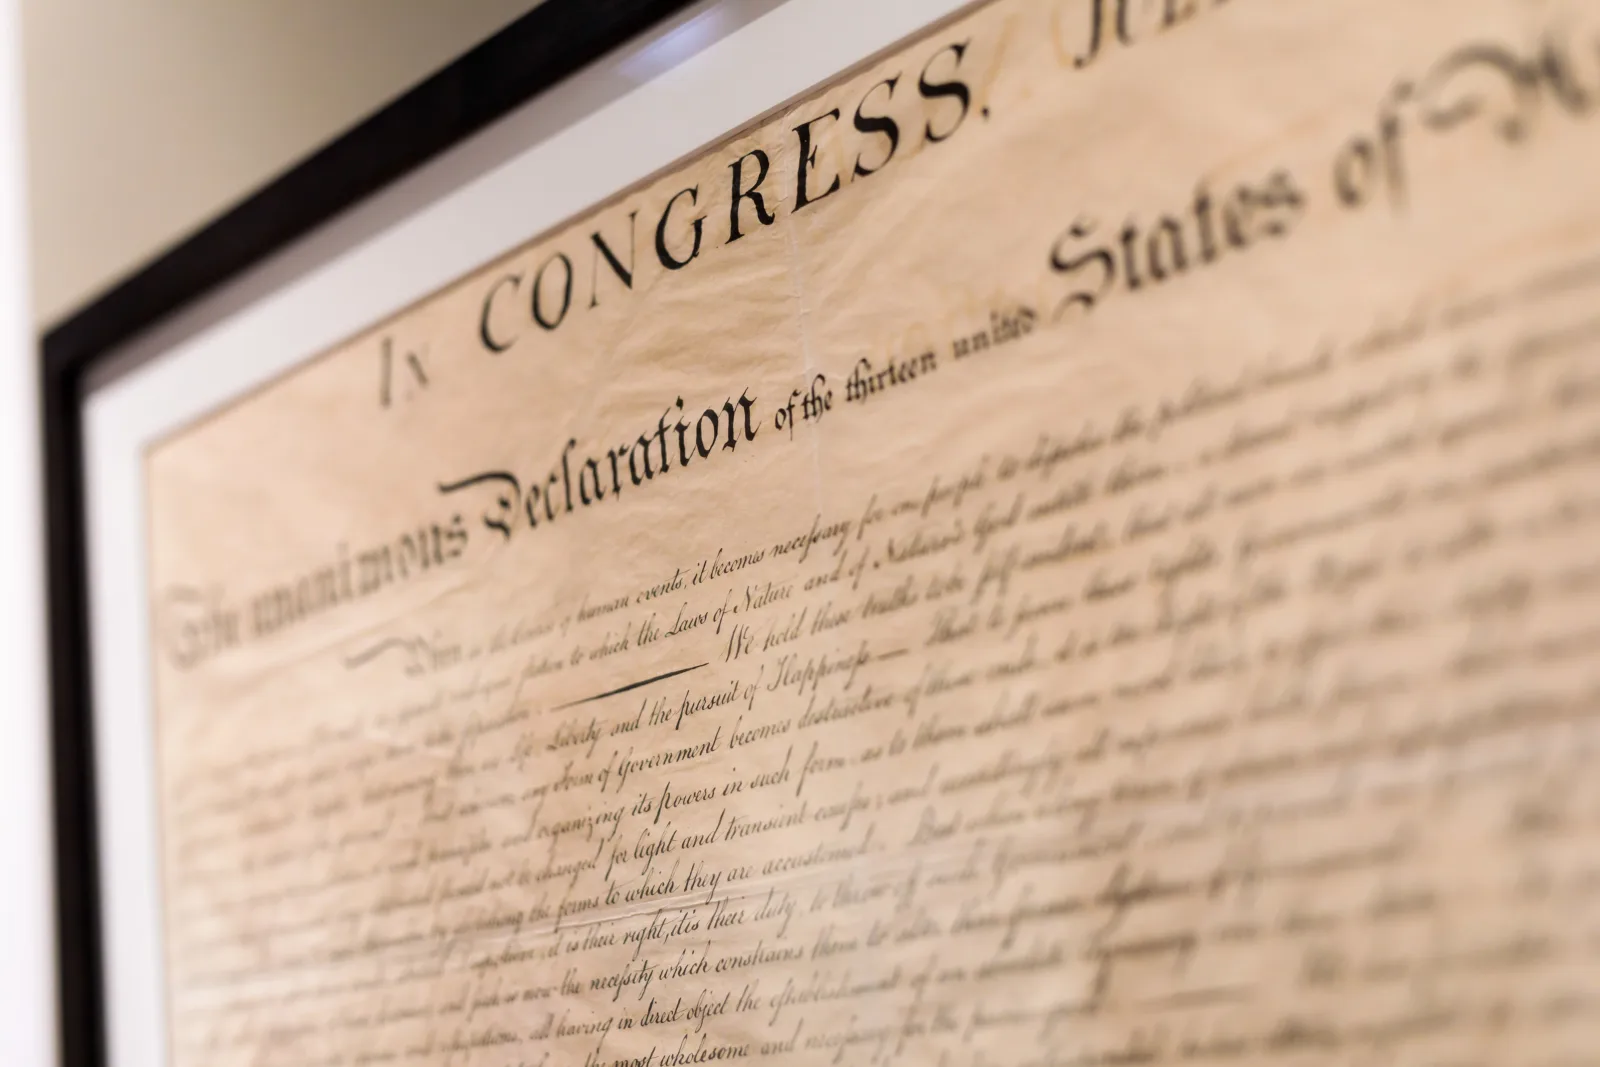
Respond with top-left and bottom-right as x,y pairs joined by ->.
22,0 -> 544,329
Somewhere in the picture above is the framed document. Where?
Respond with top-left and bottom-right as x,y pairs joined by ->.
46,1 -> 1600,1066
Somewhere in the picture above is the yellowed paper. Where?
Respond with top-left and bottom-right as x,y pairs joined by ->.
148,1 -> 1600,1064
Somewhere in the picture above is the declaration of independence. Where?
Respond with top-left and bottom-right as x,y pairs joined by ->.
147,0 -> 1600,1064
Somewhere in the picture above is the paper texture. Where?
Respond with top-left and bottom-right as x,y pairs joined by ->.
146,1 -> 1600,1063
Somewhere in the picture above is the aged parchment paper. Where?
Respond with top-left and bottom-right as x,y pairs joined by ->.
147,1 -> 1600,1064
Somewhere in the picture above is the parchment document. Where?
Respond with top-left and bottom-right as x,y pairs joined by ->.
147,1 -> 1600,1064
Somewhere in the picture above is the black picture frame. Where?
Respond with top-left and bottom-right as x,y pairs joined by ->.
38,3 -> 698,1064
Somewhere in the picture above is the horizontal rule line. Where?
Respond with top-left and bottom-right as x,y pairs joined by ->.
551,662 -> 709,712
342,636 -> 420,670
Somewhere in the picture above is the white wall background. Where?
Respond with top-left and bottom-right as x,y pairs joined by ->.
21,0 -> 547,328
0,0 -> 58,1056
